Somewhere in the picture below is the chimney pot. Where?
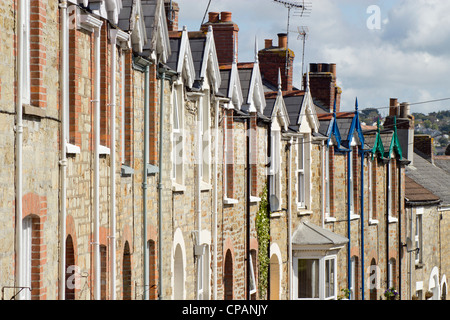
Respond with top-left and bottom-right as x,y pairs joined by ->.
221,11 -> 232,22
264,39 -> 273,49
389,98 -> 399,116
278,33 -> 287,49
330,63 -> 337,77
400,102 -> 410,118
208,12 -> 220,23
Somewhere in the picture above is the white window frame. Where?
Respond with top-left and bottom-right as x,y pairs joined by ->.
368,158 -> 378,225
249,253 -> 257,295
324,146 -> 332,220
415,208 -> 423,265
297,136 -> 305,208
120,52 -> 125,164
350,256 -> 357,300
22,0 -> 31,105
293,254 -> 337,300
21,216 -> 32,300
172,84 -> 184,188
349,149 -> 354,216
200,92 -> 211,185
270,130 -> 282,211
388,258 -> 395,289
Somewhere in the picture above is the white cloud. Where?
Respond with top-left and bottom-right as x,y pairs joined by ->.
176,0 -> 450,114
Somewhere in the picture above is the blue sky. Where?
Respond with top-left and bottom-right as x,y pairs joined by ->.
177,0 -> 450,116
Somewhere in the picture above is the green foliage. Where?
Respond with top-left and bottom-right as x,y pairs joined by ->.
256,185 -> 270,298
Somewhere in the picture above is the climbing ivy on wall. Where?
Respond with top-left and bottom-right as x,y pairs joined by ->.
256,185 -> 270,298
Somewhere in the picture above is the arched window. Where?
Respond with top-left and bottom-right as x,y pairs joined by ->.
148,240 -> 157,300
100,245 -> 107,300
174,244 -> 184,300
123,242 -> 132,300
65,235 -> 76,300
224,249 -> 233,300
369,258 -> 378,300
270,254 -> 280,300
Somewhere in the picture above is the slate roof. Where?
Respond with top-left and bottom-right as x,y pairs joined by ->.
292,221 -> 348,247
284,94 -> 305,131
238,67 -> 253,106
188,35 -> 207,81
434,156 -> 450,174
118,0 -> 133,31
219,68 -> 231,97
406,152 -> 450,206
141,0 -> 158,53
166,36 -> 181,71
263,98 -> 276,118
405,176 -> 441,205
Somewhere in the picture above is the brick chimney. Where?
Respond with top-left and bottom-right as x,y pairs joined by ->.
258,33 -> 295,92
385,98 -> 415,164
307,63 -> 341,112
201,11 -> 239,65
164,0 -> 180,32
414,135 -> 434,163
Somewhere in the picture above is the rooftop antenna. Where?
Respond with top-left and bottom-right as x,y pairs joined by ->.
273,0 -> 312,76
296,26 -> 309,90
201,0 -> 213,27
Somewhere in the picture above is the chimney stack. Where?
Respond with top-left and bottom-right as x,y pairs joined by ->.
164,0 -> 180,32
201,11 -> 239,65
258,33 -> 295,92
307,63 -> 341,112
384,99 -> 415,164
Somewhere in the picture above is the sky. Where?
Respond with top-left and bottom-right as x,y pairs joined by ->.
176,0 -> 450,116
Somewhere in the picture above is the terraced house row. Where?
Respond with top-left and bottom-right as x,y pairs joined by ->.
0,0 -> 448,300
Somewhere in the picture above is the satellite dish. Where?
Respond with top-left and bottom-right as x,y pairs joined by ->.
406,237 -> 413,251
269,195 -> 280,212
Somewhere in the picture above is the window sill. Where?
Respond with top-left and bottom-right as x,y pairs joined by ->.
369,219 -> 379,225
224,197 -> 238,205
172,182 -> 186,193
270,211 -> 283,218
325,217 -> 336,223
350,214 -> 360,221
250,196 -> 261,204
388,216 -> 398,224
121,165 -> 134,177
200,181 -> 212,191
99,145 -> 110,155
66,143 -> 81,155
145,164 -> 158,175
297,209 -> 313,216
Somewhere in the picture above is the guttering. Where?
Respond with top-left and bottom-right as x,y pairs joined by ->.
15,0 -> 24,299
58,0 -> 69,300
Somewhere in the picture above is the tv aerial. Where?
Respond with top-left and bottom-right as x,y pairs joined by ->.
273,0 -> 312,75
297,26 -> 309,89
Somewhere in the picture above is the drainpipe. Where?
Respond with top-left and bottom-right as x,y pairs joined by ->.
15,0 -> 24,299
143,62 -> 150,300
156,65 -> 177,300
386,160 -> 390,292
196,93 -> 203,300
360,150 -> 366,300
109,29 -> 118,300
93,25 -> 101,301
287,136 -> 293,300
347,148 -> 352,299
158,68 -> 165,300
58,0 -> 68,300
